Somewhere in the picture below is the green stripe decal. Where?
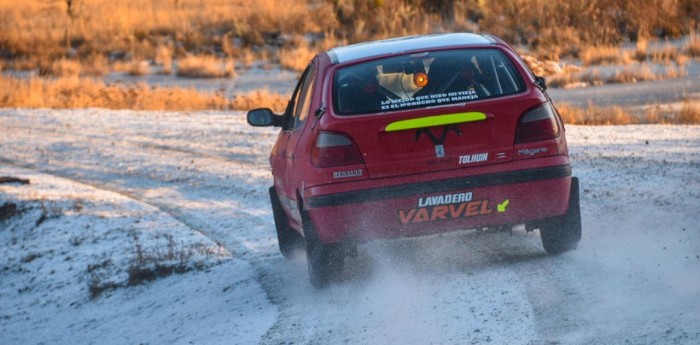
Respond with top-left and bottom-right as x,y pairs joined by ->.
385,112 -> 487,132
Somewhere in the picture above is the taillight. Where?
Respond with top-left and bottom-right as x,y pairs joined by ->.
515,103 -> 561,144
311,131 -> 364,168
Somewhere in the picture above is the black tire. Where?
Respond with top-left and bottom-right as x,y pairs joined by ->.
301,208 -> 343,289
539,177 -> 582,254
269,187 -> 304,259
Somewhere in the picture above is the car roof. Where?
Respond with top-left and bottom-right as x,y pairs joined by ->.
326,33 -> 496,64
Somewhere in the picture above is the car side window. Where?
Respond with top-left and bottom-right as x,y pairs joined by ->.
284,66 -> 310,130
293,64 -> 317,130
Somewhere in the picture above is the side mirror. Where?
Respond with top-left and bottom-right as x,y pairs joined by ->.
247,108 -> 275,127
534,76 -> 547,91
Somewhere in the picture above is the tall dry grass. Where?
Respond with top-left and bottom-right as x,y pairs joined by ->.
128,60 -> 150,76
579,46 -> 633,66
547,69 -> 603,89
46,58 -> 82,77
678,101 -> 700,124
687,33 -> 700,57
557,103 -> 638,125
176,55 -> 236,78
0,75 -> 287,112
0,0 -> 335,62
155,45 -> 173,75
547,62 -> 686,88
2,0 -> 696,67
231,89 -> 287,112
607,64 -> 657,84
559,101 -> 700,125
278,40 -> 315,72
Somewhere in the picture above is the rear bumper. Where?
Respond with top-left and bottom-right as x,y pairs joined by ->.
304,163 -> 573,243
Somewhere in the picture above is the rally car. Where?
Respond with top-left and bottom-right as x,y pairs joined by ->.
248,33 -> 581,288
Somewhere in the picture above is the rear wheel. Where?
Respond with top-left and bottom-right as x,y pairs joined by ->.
539,177 -> 582,254
269,187 -> 304,259
301,208 -> 343,288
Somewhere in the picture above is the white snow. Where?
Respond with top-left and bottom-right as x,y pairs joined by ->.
0,166 -> 274,345
0,108 -> 698,344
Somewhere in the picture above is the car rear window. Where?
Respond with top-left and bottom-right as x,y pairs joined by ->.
332,49 -> 526,115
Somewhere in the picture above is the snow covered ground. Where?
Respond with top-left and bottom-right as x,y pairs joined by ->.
0,108 -> 698,344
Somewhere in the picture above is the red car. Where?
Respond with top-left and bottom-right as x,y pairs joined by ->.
248,33 -> 581,288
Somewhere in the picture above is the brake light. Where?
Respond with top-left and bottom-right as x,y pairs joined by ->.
311,131 -> 364,168
515,103 -> 561,144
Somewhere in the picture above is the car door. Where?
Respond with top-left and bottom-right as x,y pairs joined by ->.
275,62 -> 317,227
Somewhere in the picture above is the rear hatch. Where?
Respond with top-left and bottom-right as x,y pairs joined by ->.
329,47 -> 536,179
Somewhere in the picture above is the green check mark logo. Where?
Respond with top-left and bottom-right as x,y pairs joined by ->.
497,199 -> 510,213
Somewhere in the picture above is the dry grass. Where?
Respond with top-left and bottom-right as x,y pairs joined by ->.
278,41 -> 316,72
662,64 -> 687,79
644,101 -> 700,124
687,33 -> 700,58
557,103 -> 637,125
634,38 -> 649,62
579,46 -> 632,66
559,101 -> 700,125
607,64 -> 657,84
649,43 -> 687,65
0,75 -> 287,112
46,58 -> 82,77
155,45 -> 173,75
0,0 -> 334,61
579,41 -> 690,67
81,53 -> 109,76
0,75 -> 225,110
128,60 -> 150,76
632,37 -> 691,66
176,55 -> 236,78
232,89 -> 288,113
548,62 -> 686,88
1,1 -> 696,67
238,49 -> 257,68
521,55 -> 581,76
678,101 -> 700,124
1,1 -> 697,74
547,69 -> 604,89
